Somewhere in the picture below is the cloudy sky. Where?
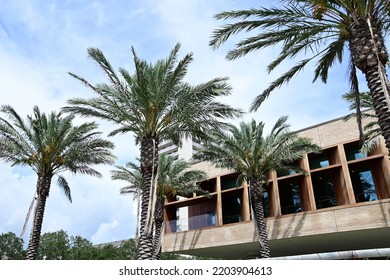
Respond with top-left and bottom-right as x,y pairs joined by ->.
0,0 -> 374,246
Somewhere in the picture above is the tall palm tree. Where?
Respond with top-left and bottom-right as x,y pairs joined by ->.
153,154 -> 207,259
62,43 -> 242,259
195,116 -> 319,258
0,105 -> 115,260
111,162 -> 142,249
210,0 -> 390,154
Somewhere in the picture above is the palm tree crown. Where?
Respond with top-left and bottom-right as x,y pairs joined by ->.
111,161 -> 142,249
343,91 -> 381,153
195,116 -> 319,258
0,105 -> 115,259
152,154 -> 208,259
210,1 -> 390,156
210,0 -> 389,110
64,43 -> 242,144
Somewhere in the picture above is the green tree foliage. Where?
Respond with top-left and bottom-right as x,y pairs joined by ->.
36,231 -> 138,260
38,230 -> 70,260
0,232 -> 25,260
343,91 -> 381,153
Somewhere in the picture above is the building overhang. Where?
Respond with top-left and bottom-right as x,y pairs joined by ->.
162,199 -> 390,259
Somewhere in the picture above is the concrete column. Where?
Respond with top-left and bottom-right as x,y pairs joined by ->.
242,181 -> 251,221
216,176 -> 223,226
301,154 -> 316,211
337,144 -> 356,205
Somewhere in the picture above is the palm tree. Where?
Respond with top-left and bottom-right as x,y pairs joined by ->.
195,116 -> 319,258
210,0 -> 390,154
343,91 -> 381,153
0,105 -> 115,259
62,43 -> 242,259
153,154 -> 207,259
111,162 -> 142,250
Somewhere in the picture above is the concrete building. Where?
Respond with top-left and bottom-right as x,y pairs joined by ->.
161,115 -> 390,259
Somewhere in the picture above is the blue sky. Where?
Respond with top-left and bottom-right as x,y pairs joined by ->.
0,0 -> 373,245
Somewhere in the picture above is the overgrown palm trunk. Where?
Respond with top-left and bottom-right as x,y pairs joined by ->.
349,17 -> 390,155
249,179 -> 270,258
26,174 -> 52,260
138,137 -> 159,260
152,198 -> 165,260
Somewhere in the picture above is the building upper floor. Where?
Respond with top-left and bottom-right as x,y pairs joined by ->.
162,115 -> 390,258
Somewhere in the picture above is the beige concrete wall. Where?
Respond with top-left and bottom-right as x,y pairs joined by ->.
163,199 -> 390,253
296,114 -> 377,148
297,117 -> 359,147
190,161 -> 233,179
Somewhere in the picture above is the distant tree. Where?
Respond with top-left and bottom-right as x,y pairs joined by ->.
69,235 -> 96,260
0,232 -> 25,260
94,240 -> 137,260
38,230 -> 70,260
0,106 -> 115,259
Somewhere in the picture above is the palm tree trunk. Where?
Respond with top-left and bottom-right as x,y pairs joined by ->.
349,62 -> 365,146
134,188 -> 141,254
138,136 -> 159,260
249,179 -> 270,258
349,16 -> 390,155
26,175 -> 52,260
152,197 -> 165,260
364,65 -> 390,153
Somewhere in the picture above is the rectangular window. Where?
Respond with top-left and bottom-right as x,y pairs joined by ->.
263,191 -> 270,218
312,173 -> 337,209
309,153 -> 330,169
345,142 -> 366,161
221,173 -> 239,190
350,166 -> 378,202
222,192 -> 242,224
279,181 -> 302,215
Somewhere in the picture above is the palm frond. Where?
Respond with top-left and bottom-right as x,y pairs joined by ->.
57,175 -> 72,203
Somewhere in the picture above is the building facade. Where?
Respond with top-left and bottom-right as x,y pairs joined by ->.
161,116 -> 390,259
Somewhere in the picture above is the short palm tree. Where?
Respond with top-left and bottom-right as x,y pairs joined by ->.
210,0 -> 390,154
195,116 -> 319,258
0,105 -> 115,260
62,43 -> 242,259
111,162 -> 142,249
153,154 -> 207,259
343,91 -> 381,153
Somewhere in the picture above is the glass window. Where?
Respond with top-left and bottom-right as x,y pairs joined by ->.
221,174 -> 238,190
222,193 -> 242,224
350,166 -> 378,202
279,181 -> 302,215
309,153 -> 330,169
345,142 -> 366,161
312,173 -> 337,209
263,191 -> 270,218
